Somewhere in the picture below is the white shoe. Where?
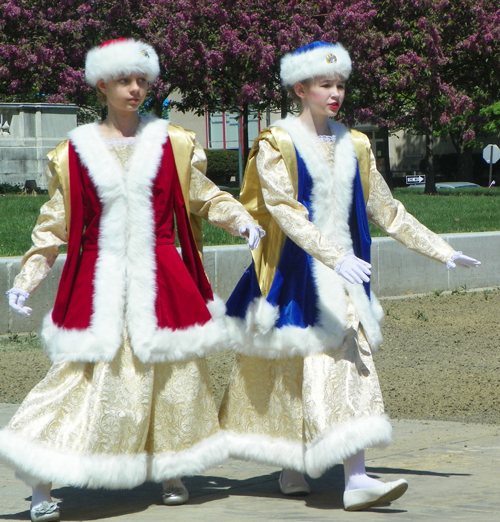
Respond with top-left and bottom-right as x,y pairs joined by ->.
343,479 -> 408,511
162,482 -> 189,505
30,501 -> 60,522
278,471 -> 311,496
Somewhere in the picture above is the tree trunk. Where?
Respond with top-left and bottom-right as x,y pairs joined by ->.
424,124 -> 436,194
242,103 -> 250,166
281,90 -> 288,119
458,147 -> 473,182
450,132 -> 473,182
380,127 -> 393,190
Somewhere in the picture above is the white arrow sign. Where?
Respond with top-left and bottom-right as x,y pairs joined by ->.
406,175 -> 425,184
483,144 -> 500,164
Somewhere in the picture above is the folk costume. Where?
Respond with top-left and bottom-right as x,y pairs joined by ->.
219,43 -> 461,481
0,40 -> 257,495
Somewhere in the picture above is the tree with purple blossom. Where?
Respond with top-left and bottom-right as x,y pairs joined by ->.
353,0 -> 500,191
1,0 -> 499,181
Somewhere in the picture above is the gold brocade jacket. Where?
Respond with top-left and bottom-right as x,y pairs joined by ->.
224,117 -> 456,358
241,121 -> 456,298
14,123 -> 249,294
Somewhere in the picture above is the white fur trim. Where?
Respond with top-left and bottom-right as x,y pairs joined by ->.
0,428 -> 228,488
223,430 -> 307,472
42,118 -> 227,364
280,42 -> 352,86
305,414 -> 393,478
278,118 -> 383,350
226,299 -> 346,359
85,39 -> 160,87
148,431 -> 229,481
0,428 -> 147,489
222,414 -> 392,477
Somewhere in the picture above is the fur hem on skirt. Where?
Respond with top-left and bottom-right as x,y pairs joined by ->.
222,430 -> 307,472
0,428 -> 228,489
305,414 -> 393,478
222,414 -> 392,477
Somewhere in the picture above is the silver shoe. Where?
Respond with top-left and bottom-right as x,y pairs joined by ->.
162,483 -> 189,505
278,471 -> 311,496
30,501 -> 60,522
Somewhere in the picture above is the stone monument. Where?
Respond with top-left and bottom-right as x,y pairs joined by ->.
0,103 -> 77,190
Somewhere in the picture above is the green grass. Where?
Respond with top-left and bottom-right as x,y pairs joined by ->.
369,187 -> 500,238
0,194 -> 49,257
0,194 -> 245,257
0,332 -> 41,352
1,188 -> 499,256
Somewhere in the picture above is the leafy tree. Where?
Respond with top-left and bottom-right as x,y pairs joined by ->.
359,0 -> 500,191
480,101 -> 500,138
138,0 -> 325,159
2,0 -> 499,179
0,0 -> 143,109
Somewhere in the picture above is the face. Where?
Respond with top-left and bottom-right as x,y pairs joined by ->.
295,76 -> 346,119
97,74 -> 148,114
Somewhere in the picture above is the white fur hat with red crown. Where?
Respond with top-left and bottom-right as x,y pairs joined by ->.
280,41 -> 352,87
85,38 -> 160,87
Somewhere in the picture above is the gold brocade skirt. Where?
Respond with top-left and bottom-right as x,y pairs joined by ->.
0,329 -> 226,489
219,305 -> 392,478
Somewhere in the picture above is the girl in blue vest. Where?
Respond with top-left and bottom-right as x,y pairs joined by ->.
219,41 -> 480,511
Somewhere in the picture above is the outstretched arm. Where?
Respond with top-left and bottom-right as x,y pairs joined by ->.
7,156 -> 68,317
188,139 -> 264,248
366,152 -> 479,268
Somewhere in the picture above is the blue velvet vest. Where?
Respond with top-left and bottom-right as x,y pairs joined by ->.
226,147 -> 371,328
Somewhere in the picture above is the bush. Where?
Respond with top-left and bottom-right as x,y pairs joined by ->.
0,183 -> 23,194
205,149 -> 240,187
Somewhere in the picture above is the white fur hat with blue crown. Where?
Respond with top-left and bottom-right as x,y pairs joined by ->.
280,41 -> 352,87
85,38 -> 160,87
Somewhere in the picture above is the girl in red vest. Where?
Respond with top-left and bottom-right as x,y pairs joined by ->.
3,38 -> 262,522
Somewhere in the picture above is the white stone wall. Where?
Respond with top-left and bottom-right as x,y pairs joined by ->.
0,103 -> 78,189
2,232 -> 499,335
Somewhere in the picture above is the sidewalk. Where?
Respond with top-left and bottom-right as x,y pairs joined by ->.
1,403 -> 499,521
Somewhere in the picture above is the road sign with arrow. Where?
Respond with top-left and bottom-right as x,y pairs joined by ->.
406,174 -> 425,185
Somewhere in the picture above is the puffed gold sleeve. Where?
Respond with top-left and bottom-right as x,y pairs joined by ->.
12,155 -> 68,294
366,151 -> 455,264
188,139 -> 256,235
257,140 -> 347,269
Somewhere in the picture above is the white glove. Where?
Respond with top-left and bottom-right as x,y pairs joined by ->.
334,250 -> 371,284
446,251 -> 481,269
238,225 -> 266,250
6,288 -> 32,317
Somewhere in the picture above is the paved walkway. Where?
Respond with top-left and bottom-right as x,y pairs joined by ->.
1,403 -> 499,521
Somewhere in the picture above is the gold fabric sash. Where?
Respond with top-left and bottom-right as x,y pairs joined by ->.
46,140 -> 71,234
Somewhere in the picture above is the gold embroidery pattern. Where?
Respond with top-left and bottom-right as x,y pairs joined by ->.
220,304 -> 384,446
107,138 -> 136,170
188,166 -> 253,235
8,331 -> 219,458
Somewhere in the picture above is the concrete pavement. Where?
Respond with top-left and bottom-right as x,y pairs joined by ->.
1,403 -> 499,521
